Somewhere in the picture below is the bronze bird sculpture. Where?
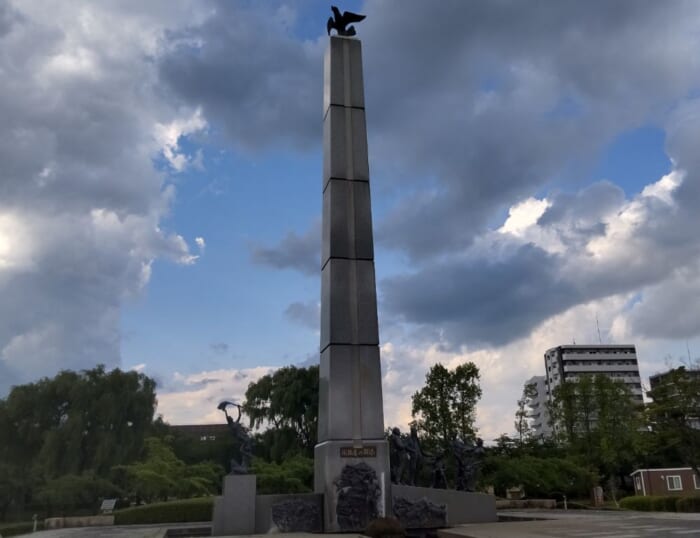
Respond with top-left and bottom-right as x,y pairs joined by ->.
327,5 -> 366,37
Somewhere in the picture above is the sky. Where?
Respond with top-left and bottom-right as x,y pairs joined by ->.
2,0 -> 700,441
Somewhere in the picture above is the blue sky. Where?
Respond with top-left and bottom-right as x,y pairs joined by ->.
2,1 -> 700,439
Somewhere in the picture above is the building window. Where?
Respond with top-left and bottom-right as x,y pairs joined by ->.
694,474 -> 700,490
635,476 -> 642,492
667,475 -> 682,491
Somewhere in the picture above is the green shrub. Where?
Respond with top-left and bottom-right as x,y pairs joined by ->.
252,456 -> 313,494
0,521 -> 44,537
620,495 -> 680,512
620,496 -> 655,511
482,455 -> 596,498
113,497 -> 213,525
651,495 -> 677,512
676,496 -> 700,513
35,473 -> 123,516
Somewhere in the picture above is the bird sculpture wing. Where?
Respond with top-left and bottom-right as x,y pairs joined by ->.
342,11 -> 366,24
327,16 -> 334,35
217,399 -> 237,411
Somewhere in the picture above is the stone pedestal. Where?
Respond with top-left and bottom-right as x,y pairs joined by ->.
211,475 -> 256,536
255,493 -> 323,533
315,439 -> 391,532
315,34 -> 391,533
391,484 -> 497,526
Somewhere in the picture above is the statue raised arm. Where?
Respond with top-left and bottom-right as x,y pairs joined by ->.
218,400 -> 254,474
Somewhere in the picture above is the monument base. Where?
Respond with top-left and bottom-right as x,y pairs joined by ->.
211,474 -> 256,536
255,493 -> 323,533
315,439 -> 391,532
391,484 -> 497,527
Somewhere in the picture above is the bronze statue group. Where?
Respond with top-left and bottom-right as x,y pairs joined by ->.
216,399 -> 484,493
389,426 -> 484,492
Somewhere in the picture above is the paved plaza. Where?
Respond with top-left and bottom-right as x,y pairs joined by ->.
21,511 -> 700,538
442,510 -> 700,538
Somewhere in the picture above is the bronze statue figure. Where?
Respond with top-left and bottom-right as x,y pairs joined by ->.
389,427 -> 409,484
406,425 -> 423,486
453,437 -> 484,492
463,437 -> 485,492
218,400 -> 254,474
429,451 -> 448,489
327,6 -> 366,37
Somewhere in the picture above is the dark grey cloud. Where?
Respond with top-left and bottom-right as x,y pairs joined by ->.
359,0 -> 700,259
0,2 -> 20,37
0,2 -> 200,395
627,265 -> 700,340
382,244 -> 579,347
381,111 -> 700,348
158,1 -> 322,152
284,300 -> 319,330
536,181 -> 625,247
249,222 -> 319,275
157,1 -> 700,266
538,182 -> 624,227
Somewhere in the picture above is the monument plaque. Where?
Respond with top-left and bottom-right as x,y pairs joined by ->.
340,446 -> 377,458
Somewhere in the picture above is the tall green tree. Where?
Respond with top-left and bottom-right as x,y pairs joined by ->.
549,374 -> 645,499
242,365 -> 319,457
514,381 -> 537,447
0,366 -> 157,481
411,362 -> 482,450
647,367 -> 700,477
115,437 -> 223,503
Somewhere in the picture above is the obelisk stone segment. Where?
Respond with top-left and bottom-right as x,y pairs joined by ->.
315,35 -> 390,532
324,37 -> 365,110
323,106 -> 370,184
318,35 -> 383,439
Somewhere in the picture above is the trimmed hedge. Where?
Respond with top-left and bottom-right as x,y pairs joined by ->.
651,495 -> 678,512
620,496 -> 663,511
113,497 -> 214,525
677,496 -> 700,513
620,495 -> 700,513
0,521 -> 44,537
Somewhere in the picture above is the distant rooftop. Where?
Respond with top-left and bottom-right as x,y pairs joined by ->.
546,344 -> 636,353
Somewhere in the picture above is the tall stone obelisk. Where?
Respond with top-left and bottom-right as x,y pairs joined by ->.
315,34 -> 391,532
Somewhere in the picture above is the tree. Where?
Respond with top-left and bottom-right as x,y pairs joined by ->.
117,437 -> 223,503
647,366 -> 700,478
514,381 -> 537,447
0,365 -> 158,481
482,454 -> 595,499
252,456 -> 314,494
0,366 -> 160,518
35,474 -> 122,517
243,365 -> 319,456
548,374 -> 645,500
0,463 -> 24,520
411,362 -> 482,450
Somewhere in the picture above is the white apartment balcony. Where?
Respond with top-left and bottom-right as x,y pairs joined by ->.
562,352 -> 635,362
563,363 -> 638,373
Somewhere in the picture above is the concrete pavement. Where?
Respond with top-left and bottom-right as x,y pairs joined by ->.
23,510 -> 700,538
440,510 -> 700,538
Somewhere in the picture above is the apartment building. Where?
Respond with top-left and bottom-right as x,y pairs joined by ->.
525,375 -> 553,438
544,344 -> 643,403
